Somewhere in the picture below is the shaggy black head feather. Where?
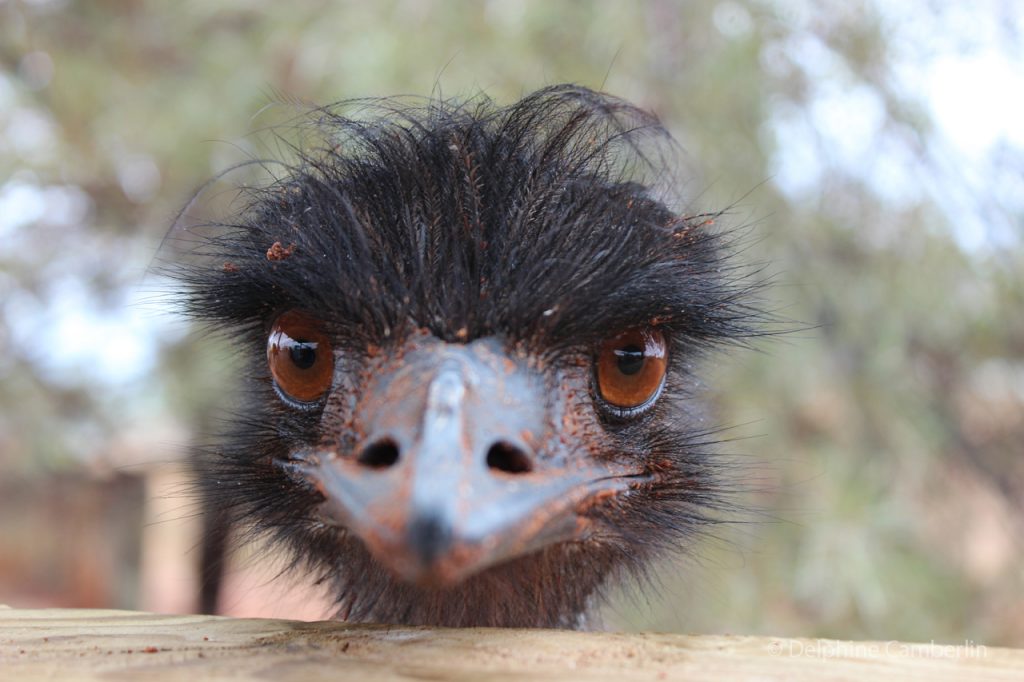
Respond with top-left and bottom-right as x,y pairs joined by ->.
168,84 -> 762,628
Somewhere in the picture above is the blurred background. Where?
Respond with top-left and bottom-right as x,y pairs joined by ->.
1,0 -> 1021,645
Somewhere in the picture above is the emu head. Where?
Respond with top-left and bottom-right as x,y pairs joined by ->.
173,84 -> 758,628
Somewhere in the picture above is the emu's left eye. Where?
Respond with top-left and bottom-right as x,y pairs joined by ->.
595,328 -> 668,413
267,311 -> 334,403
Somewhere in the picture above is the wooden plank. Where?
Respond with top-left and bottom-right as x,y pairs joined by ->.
1,606 -> 1021,681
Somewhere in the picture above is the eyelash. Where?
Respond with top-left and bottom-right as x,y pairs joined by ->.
270,380 -> 328,412
592,374 -> 667,421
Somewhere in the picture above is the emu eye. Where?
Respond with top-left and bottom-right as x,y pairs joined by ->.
267,311 -> 334,403
596,328 -> 668,412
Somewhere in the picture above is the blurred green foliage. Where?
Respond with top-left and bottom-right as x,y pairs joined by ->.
1,0 -> 1021,644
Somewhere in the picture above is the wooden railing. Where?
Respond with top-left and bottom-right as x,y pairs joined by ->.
2,606 -> 1021,681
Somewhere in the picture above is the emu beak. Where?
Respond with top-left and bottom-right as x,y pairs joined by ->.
292,339 -> 635,587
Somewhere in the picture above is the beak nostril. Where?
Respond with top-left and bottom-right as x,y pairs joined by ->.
357,438 -> 401,468
486,441 -> 533,475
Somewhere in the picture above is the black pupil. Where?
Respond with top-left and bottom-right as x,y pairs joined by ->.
289,340 -> 317,370
615,345 -> 645,376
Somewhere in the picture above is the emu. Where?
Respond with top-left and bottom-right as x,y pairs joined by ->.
172,84 -> 758,628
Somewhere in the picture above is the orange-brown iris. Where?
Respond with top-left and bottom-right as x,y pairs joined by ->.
596,328 -> 668,410
267,311 -> 334,403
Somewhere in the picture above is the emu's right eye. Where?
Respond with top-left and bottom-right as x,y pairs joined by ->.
267,311 -> 334,403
